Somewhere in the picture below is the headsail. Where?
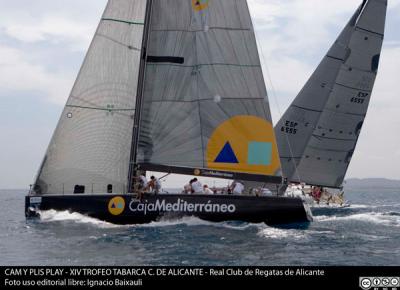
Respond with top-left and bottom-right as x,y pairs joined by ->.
33,0 -> 147,194
136,0 -> 282,183
275,0 -> 387,188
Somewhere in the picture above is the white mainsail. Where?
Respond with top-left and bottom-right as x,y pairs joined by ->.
136,0 -> 282,182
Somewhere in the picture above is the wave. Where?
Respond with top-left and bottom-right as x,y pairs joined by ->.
349,204 -> 400,209
257,227 -> 307,240
315,212 -> 400,226
348,204 -> 371,209
38,210 -> 122,229
37,210 -> 264,231
137,216 -> 266,231
138,216 -> 215,228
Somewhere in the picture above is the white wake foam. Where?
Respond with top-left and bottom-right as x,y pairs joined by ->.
348,204 -> 371,209
257,227 -> 306,240
138,216 -> 215,228
315,212 -> 400,226
138,216 -> 264,231
38,210 -> 263,231
39,210 -> 122,228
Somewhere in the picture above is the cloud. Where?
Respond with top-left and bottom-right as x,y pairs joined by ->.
3,15 -> 95,51
0,1 -> 108,105
0,45 -> 73,104
249,0 -> 356,57
0,0 -> 106,51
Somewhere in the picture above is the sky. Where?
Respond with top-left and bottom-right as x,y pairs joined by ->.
0,0 -> 399,189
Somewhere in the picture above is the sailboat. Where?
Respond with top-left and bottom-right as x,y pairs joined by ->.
25,0 -> 312,225
275,0 -> 387,204
24,0 -> 386,225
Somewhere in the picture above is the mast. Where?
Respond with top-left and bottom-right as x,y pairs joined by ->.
128,0 -> 154,193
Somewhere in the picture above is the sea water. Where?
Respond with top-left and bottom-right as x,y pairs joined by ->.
0,188 -> 399,266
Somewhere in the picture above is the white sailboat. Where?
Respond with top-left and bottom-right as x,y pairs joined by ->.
276,0 -> 387,206
24,0 -> 387,225
25,0 -> 312,225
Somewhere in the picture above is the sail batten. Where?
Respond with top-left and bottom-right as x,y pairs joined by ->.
275,0 -> 387,188
101,18 -> 145,26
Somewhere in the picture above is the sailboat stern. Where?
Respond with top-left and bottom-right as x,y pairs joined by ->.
25,195 -> 42,218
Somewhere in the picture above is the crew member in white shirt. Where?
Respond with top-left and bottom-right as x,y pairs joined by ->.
232,180 -> 245,195
191,178 -> 203,194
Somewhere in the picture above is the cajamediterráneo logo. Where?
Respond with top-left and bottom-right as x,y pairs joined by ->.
108,197 -> 125,216
129,199 -> 236,215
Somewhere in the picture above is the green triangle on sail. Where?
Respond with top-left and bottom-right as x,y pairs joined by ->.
214,142 -> 239,163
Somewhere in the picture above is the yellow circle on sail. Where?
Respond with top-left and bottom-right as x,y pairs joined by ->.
192,0 -> 209,11
207,116 -> 281,176
108,197 -> 125,216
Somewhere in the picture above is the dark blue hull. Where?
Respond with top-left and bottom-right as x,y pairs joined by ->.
25,193 -> 312,225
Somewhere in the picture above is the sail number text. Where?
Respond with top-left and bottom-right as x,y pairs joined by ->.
350,92 -> 369,104
281,121 -> 298,135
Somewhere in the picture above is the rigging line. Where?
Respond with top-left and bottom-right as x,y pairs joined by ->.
250,9 -> 302,184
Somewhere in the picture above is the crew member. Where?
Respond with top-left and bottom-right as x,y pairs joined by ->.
203,185 -> 213,195
147,176 -> 162,194
232,180 -> 245,195
191,178 -> 203,194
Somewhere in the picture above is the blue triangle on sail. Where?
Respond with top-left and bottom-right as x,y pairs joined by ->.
214,142 -> 239,163
111,203 -> 116,209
